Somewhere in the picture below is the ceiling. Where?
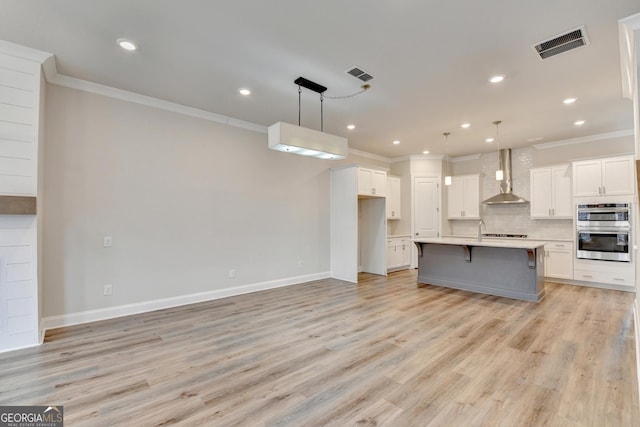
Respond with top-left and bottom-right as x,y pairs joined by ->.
1,1 -> 639,159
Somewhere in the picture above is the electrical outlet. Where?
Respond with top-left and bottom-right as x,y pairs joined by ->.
103,236 -> 113,247
103,284 -> 113,296
229,269 -> 236,279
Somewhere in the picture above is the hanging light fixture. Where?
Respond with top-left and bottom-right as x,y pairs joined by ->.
268,77 -> 348,160
443,132 -> 452,186
493,120 -> 503,181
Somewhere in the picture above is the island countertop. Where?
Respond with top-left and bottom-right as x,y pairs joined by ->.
413,237 -> 547,250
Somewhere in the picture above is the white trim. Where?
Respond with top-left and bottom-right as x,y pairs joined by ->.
348,148 -> 390,163
41,271 -> 330,332
619,15 -> 639,100
0,40 -> 52,64
532,129 -> 634,149
0,342 -> 40,354
391,154 -> 445,163
634,297 -> 640,409
450,153 -> 482,162
46,72 -> 268,134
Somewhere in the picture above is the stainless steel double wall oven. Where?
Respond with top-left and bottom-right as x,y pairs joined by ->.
576,203 -> 631,262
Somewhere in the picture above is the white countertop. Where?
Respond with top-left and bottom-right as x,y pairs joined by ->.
414,237 -> 547,249
443,234 -> 572,243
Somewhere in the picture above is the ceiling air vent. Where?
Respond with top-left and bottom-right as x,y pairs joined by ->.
533,26 -> 589,59
345,66 -> 374,82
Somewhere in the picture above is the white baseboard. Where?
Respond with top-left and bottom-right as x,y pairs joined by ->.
41,271 -> 331,332
550,278 -> 636,293
634,297 -> 640,409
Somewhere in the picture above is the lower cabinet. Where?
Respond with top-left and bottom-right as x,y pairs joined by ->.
543,242 -> 573,279
387,237 -> 411,271
574,258 -> 635,287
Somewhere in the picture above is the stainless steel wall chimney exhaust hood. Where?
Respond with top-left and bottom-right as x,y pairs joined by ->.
482,149 -> 529,205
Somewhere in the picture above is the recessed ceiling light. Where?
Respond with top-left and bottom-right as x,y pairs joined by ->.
347,124 -> 356,130
239,88 -> 251,96
393,140 -> 400,145
461,123 -> 470,129
563,97 -> 577,104
489,75 -> 505,83
117,38 -> 137,51
574,120 -> 585,126
423,150 -> 430,155
485,137 -> 494,143
527,137 -> 544,142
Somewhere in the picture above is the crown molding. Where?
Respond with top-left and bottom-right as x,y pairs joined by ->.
390,154 -> 445,163
348,148 -> 391,163
450,153 -> 482,162
532,129 -> 634,149
43,59 -> 268,134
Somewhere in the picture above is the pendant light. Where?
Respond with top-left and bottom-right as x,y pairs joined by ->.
493,120 -> 503,181
443,132 -> 452,186
268,77 -> 348,159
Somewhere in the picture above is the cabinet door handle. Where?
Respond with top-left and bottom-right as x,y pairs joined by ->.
613,278 -> 625,282
582,274 -> 593,278
598,186 -> 602,195
372,188 -> 376,195
602,186 -> 606,194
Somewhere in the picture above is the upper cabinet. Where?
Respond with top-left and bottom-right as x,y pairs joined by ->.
572,156 -> 635,198
358,167 -> 387,197
447,174 -> 480,219
530,164 -> 572,219
386,176 -> 401,219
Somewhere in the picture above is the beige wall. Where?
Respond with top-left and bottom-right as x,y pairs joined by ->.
42,84 -> 387,318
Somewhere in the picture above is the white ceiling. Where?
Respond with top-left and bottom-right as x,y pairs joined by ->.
1,1 -> 639,158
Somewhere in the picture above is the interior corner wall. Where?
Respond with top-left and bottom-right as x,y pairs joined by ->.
42,83 -> 345,319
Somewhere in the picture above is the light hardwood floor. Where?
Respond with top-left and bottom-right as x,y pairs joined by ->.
1,270 -> 638,426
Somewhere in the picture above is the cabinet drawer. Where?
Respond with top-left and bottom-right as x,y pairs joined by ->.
573,268 -> 634,286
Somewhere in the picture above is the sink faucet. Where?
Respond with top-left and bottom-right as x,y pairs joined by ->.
478,220 -> 485,242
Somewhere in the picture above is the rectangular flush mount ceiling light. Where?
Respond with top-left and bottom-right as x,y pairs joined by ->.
268,122 -> 348,160
268,76 -> 348,160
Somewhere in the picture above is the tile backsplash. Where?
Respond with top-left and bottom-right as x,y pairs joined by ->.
449,147 -> 574,240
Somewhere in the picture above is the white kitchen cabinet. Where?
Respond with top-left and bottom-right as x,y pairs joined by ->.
387,237 -> 411,271
386,176 -> 401,219
400,239 -> 412,266
572,156 -> 635,197
530,165 -> 572,219
331,165 -> 387,283
448,174 -> 480,219
543,242 -> 573,279
358,167 -> 387,197
574,258 -> 635,288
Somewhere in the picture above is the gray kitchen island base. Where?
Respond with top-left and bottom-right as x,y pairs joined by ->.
414,240 -> 545,303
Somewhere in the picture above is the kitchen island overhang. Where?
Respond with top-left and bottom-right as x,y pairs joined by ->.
413,238 -> 547,303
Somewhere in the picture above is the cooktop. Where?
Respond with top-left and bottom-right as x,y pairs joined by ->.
481,233 -> 528,239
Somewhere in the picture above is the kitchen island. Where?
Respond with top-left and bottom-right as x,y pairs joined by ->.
413,237 -> 546,302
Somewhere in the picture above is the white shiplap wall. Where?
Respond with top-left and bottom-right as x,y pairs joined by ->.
0,47 -> 44,351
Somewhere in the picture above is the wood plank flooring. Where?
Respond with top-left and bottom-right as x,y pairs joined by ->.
0,269 -> 638,426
